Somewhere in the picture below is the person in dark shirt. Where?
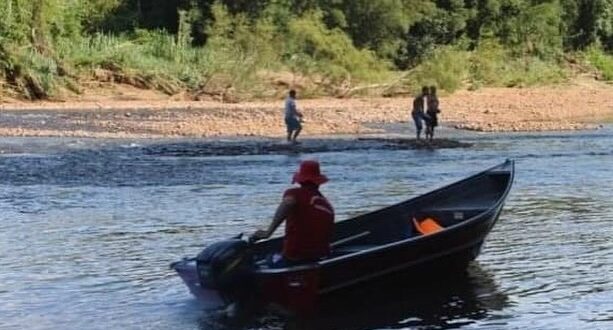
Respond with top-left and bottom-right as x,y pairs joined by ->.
250,160 -> 334,267
425,86 -> 441,141
411,86 -> 429,140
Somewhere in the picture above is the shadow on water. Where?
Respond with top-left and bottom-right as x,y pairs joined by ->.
0,138 -> 469,187
142,138 -> 471,157
196,262 -> 509,330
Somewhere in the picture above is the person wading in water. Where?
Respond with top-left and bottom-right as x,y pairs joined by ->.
411,86 -> 429,140
425,86 -> 441,141
284,89 -> 303,144
250,160 -> 334,267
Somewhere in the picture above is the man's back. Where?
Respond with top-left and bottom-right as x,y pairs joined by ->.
412,95 -> 425,114
285,96 -> 297,119
282,186 -> 334,261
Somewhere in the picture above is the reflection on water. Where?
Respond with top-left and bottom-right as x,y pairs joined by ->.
0,127 -> 612,330
311,263 -> 509,330
195,263 -> 508,330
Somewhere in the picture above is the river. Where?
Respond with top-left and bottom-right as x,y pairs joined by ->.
0,126 -> 612,330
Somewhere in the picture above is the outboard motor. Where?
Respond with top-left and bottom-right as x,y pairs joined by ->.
196,238 -> 255,303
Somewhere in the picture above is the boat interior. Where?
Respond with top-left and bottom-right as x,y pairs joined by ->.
252,163 -> 513,265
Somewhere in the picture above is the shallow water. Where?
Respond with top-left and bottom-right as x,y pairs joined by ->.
0,126 -> 612,330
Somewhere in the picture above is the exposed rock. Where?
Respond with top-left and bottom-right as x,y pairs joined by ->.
143,137 -> 471,157
0,82 -> 612,138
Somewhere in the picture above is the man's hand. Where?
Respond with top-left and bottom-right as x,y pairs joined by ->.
250,195 -> 295,243
249,229 -> 270,243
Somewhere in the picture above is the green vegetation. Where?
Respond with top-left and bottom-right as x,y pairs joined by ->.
585,45 -> 613,81
1,0 -> 613,100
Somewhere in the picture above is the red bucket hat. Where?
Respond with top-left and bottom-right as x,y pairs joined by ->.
292,160 -> 328,185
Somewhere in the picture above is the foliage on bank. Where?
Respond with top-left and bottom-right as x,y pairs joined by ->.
1,0 -> 613,100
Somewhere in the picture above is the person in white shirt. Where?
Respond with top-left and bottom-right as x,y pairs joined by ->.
284,90 -> 303,143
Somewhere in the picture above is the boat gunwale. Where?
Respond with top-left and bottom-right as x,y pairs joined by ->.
256,159 -> 515,275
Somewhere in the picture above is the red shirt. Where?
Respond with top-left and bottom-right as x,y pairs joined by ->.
282,186 -> 334,261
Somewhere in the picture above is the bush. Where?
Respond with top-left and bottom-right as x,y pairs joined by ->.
406,46 -> 470,93
202,4 -> 282,95
500,58 -> 568,87
0,0 -> 600,100
469,39 -> 567,88
284,10 -> 393,94
469,39 -> 508,87
585,46 -> 613,81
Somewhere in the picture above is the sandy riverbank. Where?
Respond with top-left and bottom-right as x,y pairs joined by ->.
0,79 -> 612,139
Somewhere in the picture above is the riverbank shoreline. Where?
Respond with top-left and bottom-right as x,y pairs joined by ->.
1,80 -> 612,139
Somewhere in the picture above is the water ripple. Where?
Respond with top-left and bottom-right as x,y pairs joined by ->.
1,129 -> 612,329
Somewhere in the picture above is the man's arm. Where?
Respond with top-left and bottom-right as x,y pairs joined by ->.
251,196 -> 296,241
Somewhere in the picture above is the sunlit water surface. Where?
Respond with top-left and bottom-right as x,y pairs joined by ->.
0,126 -> 612,330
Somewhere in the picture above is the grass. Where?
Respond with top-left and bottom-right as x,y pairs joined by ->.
403,43 -> 568,95
584,46 -> 613,81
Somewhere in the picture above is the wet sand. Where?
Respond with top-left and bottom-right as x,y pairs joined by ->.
1,79 -> 612,139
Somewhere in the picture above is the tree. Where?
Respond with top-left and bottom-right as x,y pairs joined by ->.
498,1 -> 563,58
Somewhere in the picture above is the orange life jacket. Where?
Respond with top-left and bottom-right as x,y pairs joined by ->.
413,217 -> 443,235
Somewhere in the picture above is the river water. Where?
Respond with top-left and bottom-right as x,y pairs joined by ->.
0,126 -> 612,330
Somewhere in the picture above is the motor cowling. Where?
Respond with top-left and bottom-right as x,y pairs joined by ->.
196,239 -> 255,302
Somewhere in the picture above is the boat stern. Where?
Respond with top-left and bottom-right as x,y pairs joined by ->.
170,259 -> 226,310
257,264 -> 321,316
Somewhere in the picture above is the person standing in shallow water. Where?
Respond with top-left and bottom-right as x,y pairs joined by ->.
411,86 -> 429,140
425,86 -> 441,141
284,89 -> 303,143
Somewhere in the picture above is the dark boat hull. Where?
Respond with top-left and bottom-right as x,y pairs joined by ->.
253,205 -> 505,314
317,204 -> 504,294
172,160 -> 514,315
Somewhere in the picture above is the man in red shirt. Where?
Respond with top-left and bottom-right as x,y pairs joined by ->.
250,160 -> 334,266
